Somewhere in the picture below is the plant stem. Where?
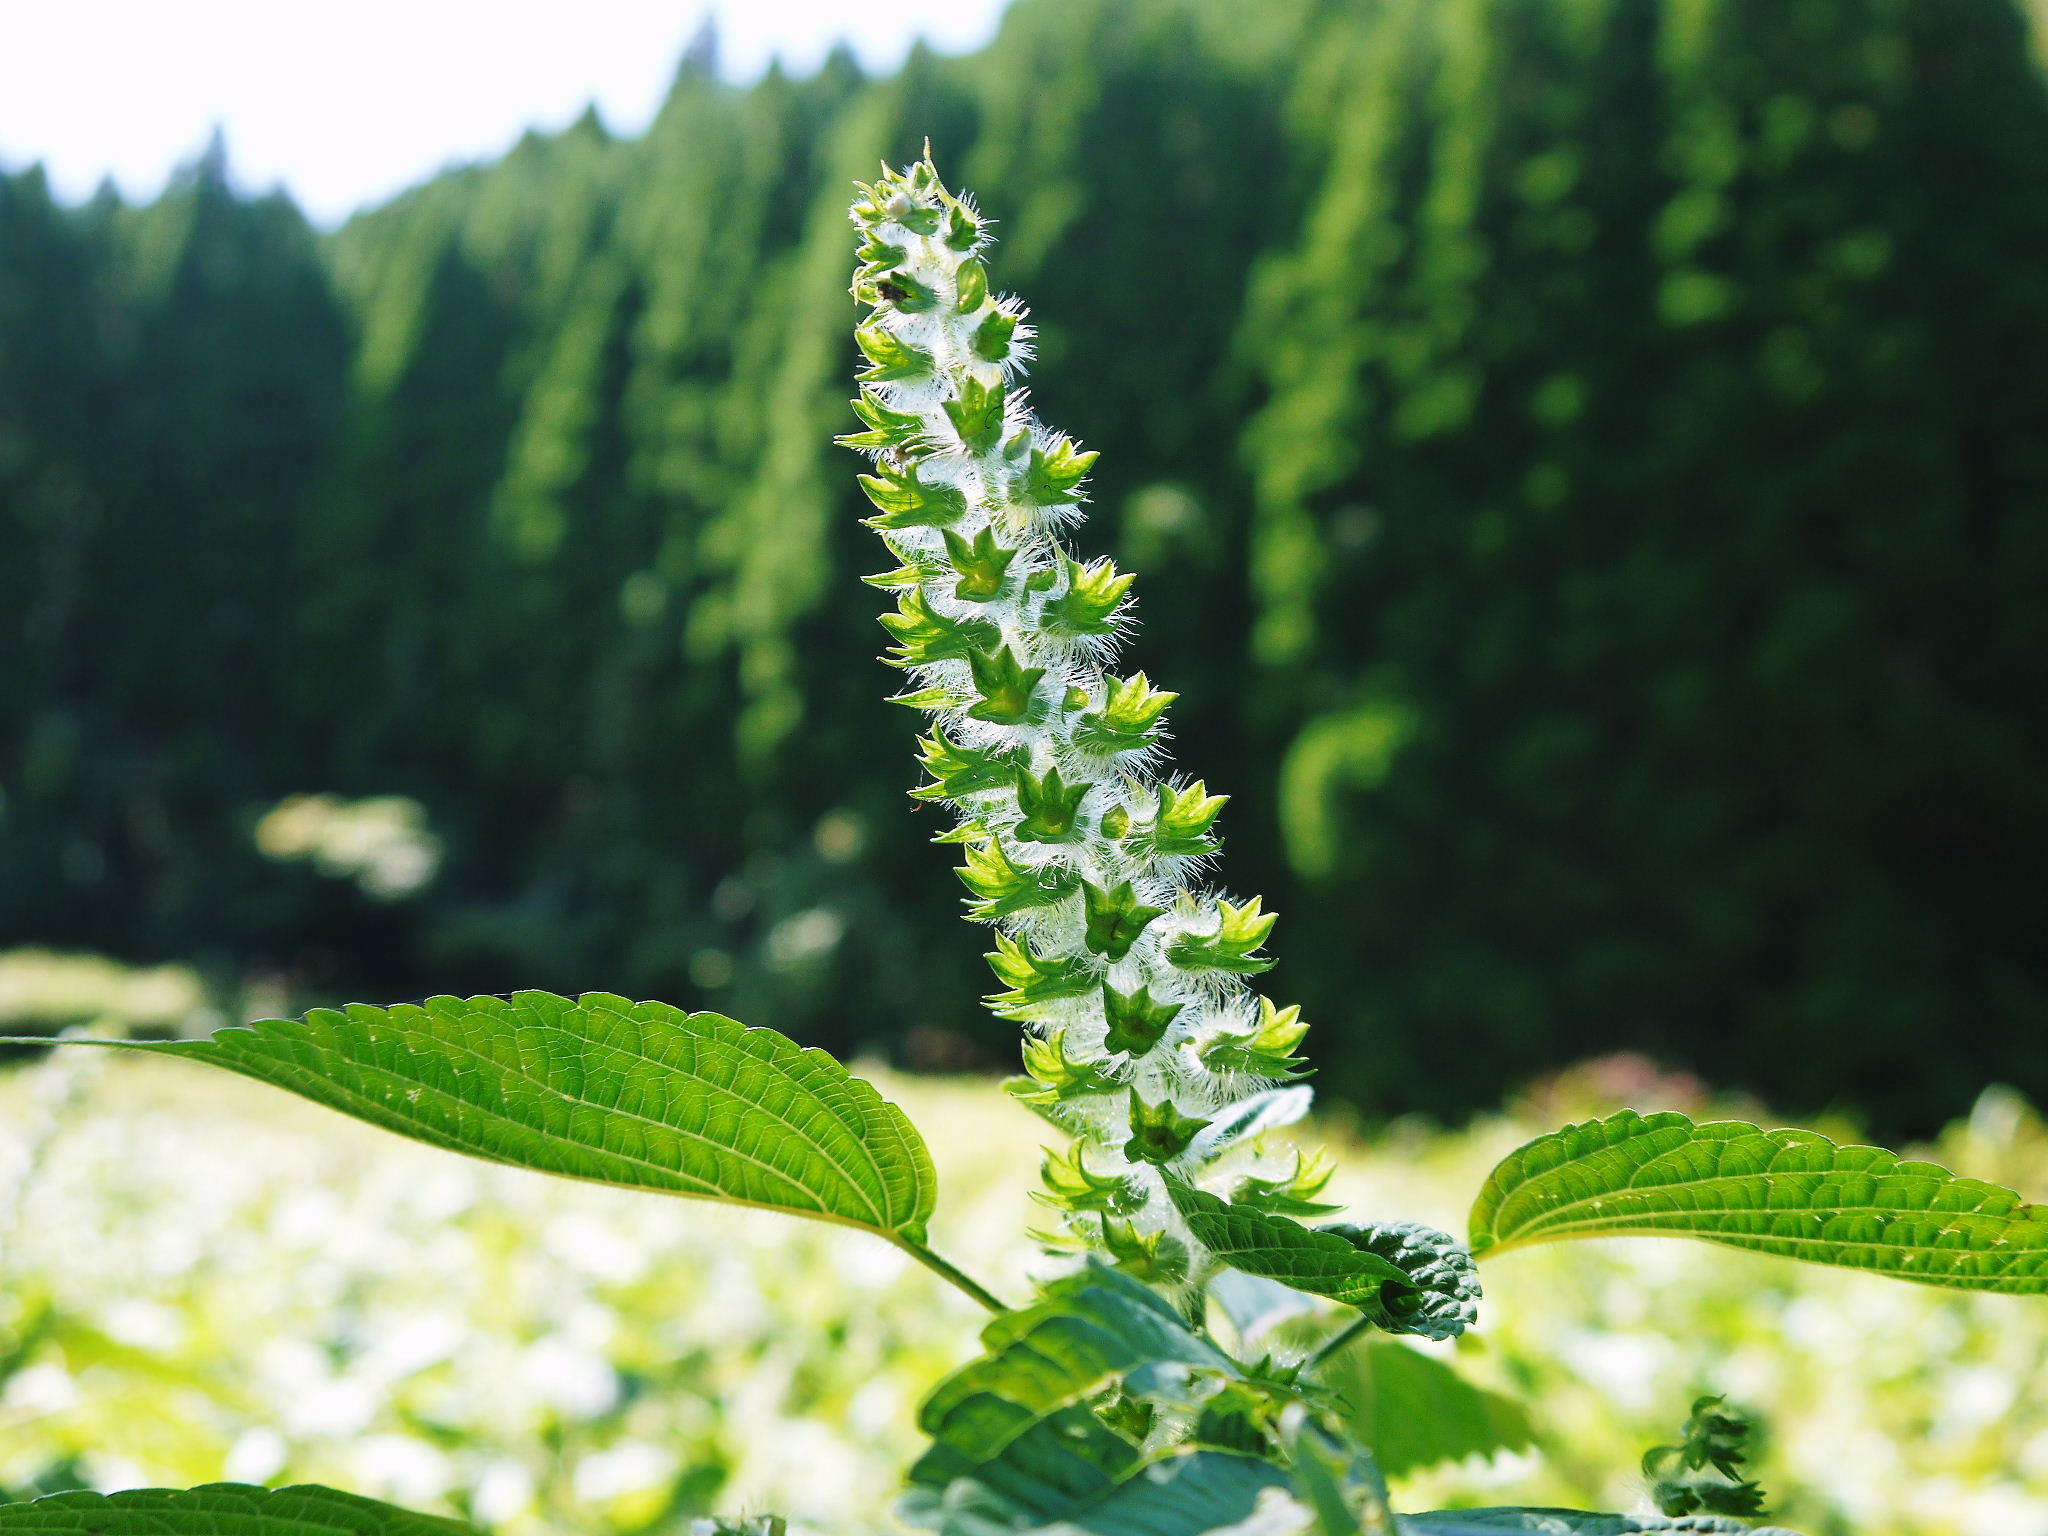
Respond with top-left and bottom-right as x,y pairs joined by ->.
1305,1313 -> 1375,1371
901,1239 -> 1009,1313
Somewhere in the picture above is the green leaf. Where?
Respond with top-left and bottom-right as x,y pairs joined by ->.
41,991 -> 937,1246
1404,1511 -> 1801,1534
0,1484 -> 476,1535
1311,1220 -> 1480,1341
1469,1109 -> 2048,1293
1313,1340 -> 1533,1478
913,1261 -> 1235,1488
905,1262 -> 1300,1536
1029,1451 -> 1294,1536
1168,1185 -> 1419,1325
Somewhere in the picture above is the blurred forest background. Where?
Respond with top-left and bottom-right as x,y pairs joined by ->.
4,0 -> 2047,1135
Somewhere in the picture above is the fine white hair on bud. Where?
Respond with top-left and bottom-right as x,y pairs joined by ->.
842,153 -> 1327,1288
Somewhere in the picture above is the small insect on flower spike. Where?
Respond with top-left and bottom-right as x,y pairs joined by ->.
841,152 -> 1329,1286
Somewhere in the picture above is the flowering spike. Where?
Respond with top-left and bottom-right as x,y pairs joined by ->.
842,154 -> 1334,1282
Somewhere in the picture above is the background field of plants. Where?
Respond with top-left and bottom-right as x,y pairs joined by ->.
6,0 -> 2048,1134
3,998 -> 2047,1534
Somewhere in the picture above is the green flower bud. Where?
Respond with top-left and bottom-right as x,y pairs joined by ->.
965,645 -> 1046,726
879,587 -> 999,667
1169,897 -> 1278,976
957,837 -> 1080,922
1073,673 -> 1177,755
1124,1091 -> 1210,1166
940,526 -> 1019,602
1101,982 -> 1184,1059
1013,764 -> 1090,844
1082,880 -> 1167,962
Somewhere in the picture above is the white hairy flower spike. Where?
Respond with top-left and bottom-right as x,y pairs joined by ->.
843,154 -> 1328,1283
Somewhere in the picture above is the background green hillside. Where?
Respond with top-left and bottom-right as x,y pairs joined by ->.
4,0 -> 2046,1131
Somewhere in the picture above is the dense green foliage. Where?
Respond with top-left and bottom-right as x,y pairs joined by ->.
8,1055 -> 2045,1532
4,0 -> 2046,1129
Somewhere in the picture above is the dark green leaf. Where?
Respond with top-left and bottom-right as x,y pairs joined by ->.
1168,1185 -> 1416,1324
1312,1220 -> 1479,1340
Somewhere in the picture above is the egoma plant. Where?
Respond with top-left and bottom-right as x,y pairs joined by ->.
7,155 -> 2045,1536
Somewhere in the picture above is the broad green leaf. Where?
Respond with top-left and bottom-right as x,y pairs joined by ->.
1313,1340 -> 1533,1477
1172,1185 -> 1474,1336
1404,1511 -> 1802,1535
914,1261 -> 1235,1483
35,991 -> 936,1246
906,1262 -> 1317,1536
1469,1109 -> 2048,1294
0,1483 -> 475,1534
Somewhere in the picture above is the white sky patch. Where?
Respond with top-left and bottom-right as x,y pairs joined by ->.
0,0 -> 1010,224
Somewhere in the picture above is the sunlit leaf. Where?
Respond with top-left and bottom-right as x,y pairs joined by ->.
0,1483 -> 475,1534
31,991 -> 937,1245
1470,1109 -> 2048,1294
